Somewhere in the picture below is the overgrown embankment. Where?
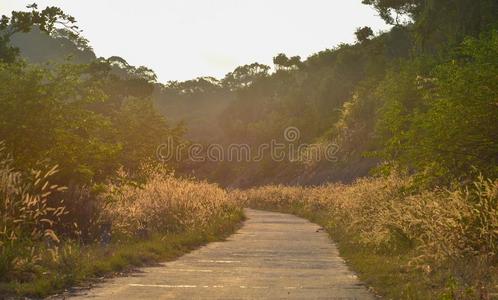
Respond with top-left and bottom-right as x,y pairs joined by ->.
0,153 -> 243,298
231,175 -> 498,299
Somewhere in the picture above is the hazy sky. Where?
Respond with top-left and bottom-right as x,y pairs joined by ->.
1,1 -> 390,82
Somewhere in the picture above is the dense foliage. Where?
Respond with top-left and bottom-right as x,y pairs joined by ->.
153,0 -> 497,187
0,6 -> 241,292
1,0 -> 497,297
375,33 -> 498,184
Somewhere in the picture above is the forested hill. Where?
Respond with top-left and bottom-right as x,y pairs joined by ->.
155,0 -> 498,187
11,27 -> 95,64
9,0 -> 498,188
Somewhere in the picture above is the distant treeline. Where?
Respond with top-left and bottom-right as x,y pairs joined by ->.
2,0 -> 498,189
156,0 -> 498,187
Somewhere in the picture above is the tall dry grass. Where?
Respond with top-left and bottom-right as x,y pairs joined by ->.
1,153 -> 239,282
0,146 -> 66,280
102,167 -> 238,237
232,174 -> 498,295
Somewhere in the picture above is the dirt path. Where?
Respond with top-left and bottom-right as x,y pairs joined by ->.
66,209 -> 374,299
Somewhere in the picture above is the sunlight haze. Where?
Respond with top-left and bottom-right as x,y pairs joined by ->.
1,1 -> 389,82
2,1 -> 497,297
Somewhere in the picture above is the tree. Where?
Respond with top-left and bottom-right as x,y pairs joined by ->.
1,4 -> 78,62
273,53 -> 289,70
0,62 -> 119,183
355,26 -> 374,43
361,0 -> 420,25
273,53 -> 302,71
222,63 -> 270,89
375,32 -> 498,183
362,0 -> 498,51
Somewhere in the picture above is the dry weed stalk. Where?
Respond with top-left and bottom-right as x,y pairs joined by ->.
0,145 -> 66,277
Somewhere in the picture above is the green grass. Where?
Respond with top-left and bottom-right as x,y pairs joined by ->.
0,210 -> 244,298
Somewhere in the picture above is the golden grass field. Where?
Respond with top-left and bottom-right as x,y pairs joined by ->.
2,141 -> 497,299
0,152 -> 242,296
231,174 -> 498,299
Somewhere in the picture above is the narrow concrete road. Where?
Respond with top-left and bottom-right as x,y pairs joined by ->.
67,209 -> 374,299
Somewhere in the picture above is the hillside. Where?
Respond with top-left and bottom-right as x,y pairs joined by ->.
1,1 -> 497,298
11,27 -> 95,64
11,1 -> 498,189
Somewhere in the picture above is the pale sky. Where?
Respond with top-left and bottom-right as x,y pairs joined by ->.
1,1 -> 390,82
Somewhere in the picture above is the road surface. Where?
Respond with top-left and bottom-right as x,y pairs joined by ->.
66,209 -> 374,299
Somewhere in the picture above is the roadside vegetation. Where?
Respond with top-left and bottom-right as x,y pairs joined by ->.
0,6 -> 242,298
1,1 -> 497,299
0,149 -> 242,297
232,174 -> 498,299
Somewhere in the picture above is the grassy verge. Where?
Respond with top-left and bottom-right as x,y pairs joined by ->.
247,203 -> 485,299
0,209 -> 244,298
233,175 -> 498,299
